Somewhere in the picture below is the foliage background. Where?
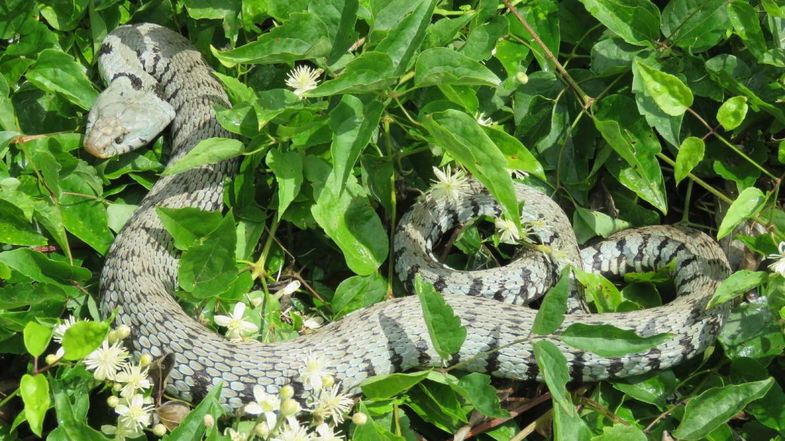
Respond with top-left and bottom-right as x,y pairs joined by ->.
0,0 -> 784,439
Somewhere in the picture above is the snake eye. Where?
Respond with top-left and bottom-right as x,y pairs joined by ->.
114,136 -> 123,144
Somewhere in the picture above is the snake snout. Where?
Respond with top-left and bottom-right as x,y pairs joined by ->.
84,118 -> 126,159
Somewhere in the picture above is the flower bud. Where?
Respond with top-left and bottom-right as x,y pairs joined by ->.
139,353 -> 152,366
116,324 -> 131,339
250,297 -> 263,307
321,374 -> 335,389
106,395 -> 119,408
151,424 -> 167,436
113,383 -> 122,392
203,414 -> 215,428
352,412 -> 368,425
254,422 -> 270,437
45,354 -> 59,365
280,398 -> 300,417
516,71 -> 529,84
279,384 -> 294,400
107,330 -> 119,344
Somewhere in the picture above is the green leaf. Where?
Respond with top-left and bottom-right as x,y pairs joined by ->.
25,49 -> 97,110
0,199 -> 47,246
673,379 -> 773,440
423,109 -> 521,230
415,48 -> 501,87
674,136 -> 705,185
508,0 -> 560,73
0,248 -> 90,284
157,207 -> 223,251
577,0 -> 660,46
51,376 -> 111,441
310,169 -> 388,275
728,1 -> 767,57
613,371 -> 677,409
719,301 -> 785,360
592,424 -> 647,441
23,321 -> 52,357
360,371 -> 430,400
374,0 -> 436,74
633,58 -> 693,116
572,208 -> 631,244
328,95 -> 384,190
61,321 -> 109,360
332,273 -> 387,318
662,0 -> 729,53
310,52 -> 396,96
533,340 -> 592,441
59,162 -> 114,254
266,149 -> 304,219
211,13 -> 329,65
560,324 -> 671,357
414,274 -> 467,360
717,187 -> 765,240
457,373 -> 509,418
532,267 -> 571,335
482,126 -> 546,181
717,96 -> 748,131
20,374 -> 49,437
707,270 -> 767,308
163,138 -> 244,176
574,269 -> 623,312
164,384 -> 224,441
179,213 -> 238,298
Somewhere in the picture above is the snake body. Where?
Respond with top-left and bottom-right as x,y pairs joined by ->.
86,23 -> 731,409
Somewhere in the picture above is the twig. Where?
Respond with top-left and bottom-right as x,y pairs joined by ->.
446,392 -> 552,440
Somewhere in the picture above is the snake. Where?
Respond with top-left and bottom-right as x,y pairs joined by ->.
84,23 -> 731,410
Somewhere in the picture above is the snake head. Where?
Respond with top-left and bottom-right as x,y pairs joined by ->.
84,77 -> 175,159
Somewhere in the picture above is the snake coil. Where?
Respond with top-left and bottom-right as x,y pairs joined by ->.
85,23 -> 731,409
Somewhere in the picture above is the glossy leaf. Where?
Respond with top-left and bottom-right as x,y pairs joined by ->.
662,0 -> 729,52
360,371 -> 430,400
717,96 -> 748,131
266,149 -> 304,219
414,275 -> 466,360
61,321 -> 108,361
674,136 -> 705,184
415,48 -> 501,87
310,52 -> 396,96
633,58 -> 693,116
673,379 -> 773,440
707,270 -> 767,308
20,374 -> 49,437
332,273 -> 387,318
561,324 -> 671,357
179,213 -> 238,298
164,384 -> 224,441
25,49 -> 97,110
23,321 -> 52,357
532,267 -> 571,335
157,207 -> 223,251
577,0 -> 660,46
717,187 -> 765,239
163,138 -> 244,176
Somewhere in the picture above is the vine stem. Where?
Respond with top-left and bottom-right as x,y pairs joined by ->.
501,0 -> 593,109
656,153 -> 734,205
686,108 -> 776,180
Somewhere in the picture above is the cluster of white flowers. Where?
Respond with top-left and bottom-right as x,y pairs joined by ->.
429,165 -> 472,203
47,316 -> 164,440
285,65 -> 322,99
226,353 -> 357,441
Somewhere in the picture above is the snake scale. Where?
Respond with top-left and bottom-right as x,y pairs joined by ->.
84,23 -> 731,410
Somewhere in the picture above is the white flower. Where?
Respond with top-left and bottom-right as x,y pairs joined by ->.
273,417 -> 314,441
114,394 -> 154,432
299,354 -> 329,391
315,423 -> 345,441
84,339 -> 129,381
494,218 -> 521,243
310,383 -> 354,423
768,242 -> 785,277
53,316 -> 81,343
114,363 -> 152,398
285,65 -> 322,99
225,428 -> 249,441
429,165 -> 471,203
244,385 -> 281,424
214,302 -> 259,341
475,112 -> 493,127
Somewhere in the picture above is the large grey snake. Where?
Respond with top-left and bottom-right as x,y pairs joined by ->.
84,23 -> 731,410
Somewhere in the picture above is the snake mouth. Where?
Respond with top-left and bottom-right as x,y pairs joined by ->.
84,137 -> 112,159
